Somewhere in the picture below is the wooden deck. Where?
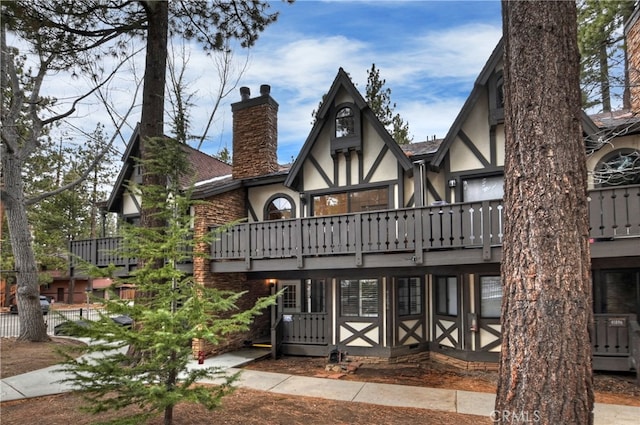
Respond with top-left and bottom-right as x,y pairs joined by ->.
70,185 -> 639,274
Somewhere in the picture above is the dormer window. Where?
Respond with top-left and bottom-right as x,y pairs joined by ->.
335,107 -> 355,138
331,102 -> 361,154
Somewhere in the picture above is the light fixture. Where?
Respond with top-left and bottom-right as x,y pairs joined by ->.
448,179 -> 457,188
267,279 -> 276,287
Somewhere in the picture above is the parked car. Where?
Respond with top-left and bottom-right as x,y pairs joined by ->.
9,296 -> 50,315
53,314 -> 133,336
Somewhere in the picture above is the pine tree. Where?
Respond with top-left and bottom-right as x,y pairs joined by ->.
577,0 -> 636,111
497,2 -> 593,423
58,137 -> 276,425
365,64 -> 412,145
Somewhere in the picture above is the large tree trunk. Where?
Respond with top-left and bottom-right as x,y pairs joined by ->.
139,0 -> 169,211
2,153 -> 48,342
496,2 -> 593,424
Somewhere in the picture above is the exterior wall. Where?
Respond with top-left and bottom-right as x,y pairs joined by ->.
40,279 -> 89,304
122,191 -> 140,215
304,127 -> 334,191
248,183 -> 300,221
193,188 -> 271,355
450,96 -> 491,173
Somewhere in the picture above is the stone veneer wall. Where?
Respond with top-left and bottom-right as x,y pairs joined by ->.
627,8 -> 640,114
231,88 -> 278,180
191,188 -> 271,357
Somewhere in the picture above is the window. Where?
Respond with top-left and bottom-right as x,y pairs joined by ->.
336,107 -> 355,138
398,277 -> 422,316
593,149 -> 640,187
313,187 -> 388,216
265,195 -> 294,220
480,276 -> 502,318
436,276 -> 458,316
341,279 -> 379,317
282,283 -> 297,310
602,270 -> 639,315
463,175 -> 504,202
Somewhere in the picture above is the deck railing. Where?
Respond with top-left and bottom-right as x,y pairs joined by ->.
70,185 -> 640,268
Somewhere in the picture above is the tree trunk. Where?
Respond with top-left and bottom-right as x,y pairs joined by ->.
139,0 -> 169,209
599,44 -> 611,112
126,0 -> 169,360
496,2 -> 593,424
2,151 -> 48,342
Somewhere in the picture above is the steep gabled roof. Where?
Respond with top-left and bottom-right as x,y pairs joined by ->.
431,39 -> 601,168
284,68 -> 413,188
431,39 -> 504,168
106,126 -> 231,212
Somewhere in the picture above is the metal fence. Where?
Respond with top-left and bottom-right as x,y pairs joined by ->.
0,308 -> 105,337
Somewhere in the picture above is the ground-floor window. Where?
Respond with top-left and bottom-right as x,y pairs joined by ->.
397,277 -> 422,316
596,270 -> 640,315
435,276 -> 458,316
480,275 -> 502,318
340,278 -> 379,317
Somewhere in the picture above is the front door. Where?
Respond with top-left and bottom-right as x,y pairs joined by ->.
278,280 -> 302,313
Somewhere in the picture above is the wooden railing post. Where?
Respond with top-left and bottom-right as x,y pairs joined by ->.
355,213 -> 363,266
414,208 -> 424,264
243,224 -> 251,269
482,201 -> 491,260
296,218 -> 303,268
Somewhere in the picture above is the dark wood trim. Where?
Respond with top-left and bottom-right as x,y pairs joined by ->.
344,151 -> 352,186
459,130 -> 491,168
364,144 -> 389,183
308,154 -> 334,188
489,126 -> 497,166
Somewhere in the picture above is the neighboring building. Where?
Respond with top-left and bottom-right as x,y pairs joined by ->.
71,29 -> 639,371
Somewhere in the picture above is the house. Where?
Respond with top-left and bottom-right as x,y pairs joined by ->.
70,17 -> 640,371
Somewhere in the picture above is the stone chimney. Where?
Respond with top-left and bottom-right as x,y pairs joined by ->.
231,84 -> 279,180
626,7 -> 640,114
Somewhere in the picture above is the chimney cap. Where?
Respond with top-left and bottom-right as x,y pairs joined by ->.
240,86 -> 251,101
260,84 -> 271,96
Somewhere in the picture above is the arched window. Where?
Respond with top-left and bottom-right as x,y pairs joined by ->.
593,149 -> 640,187
265,195 -> 295,220
335,107 -> 355,138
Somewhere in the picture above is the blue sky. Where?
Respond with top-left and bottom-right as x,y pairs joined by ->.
202,0 -> 503,163
26,1 -> 503,166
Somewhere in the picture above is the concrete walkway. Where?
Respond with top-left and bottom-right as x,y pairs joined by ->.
1,345 -> 638,425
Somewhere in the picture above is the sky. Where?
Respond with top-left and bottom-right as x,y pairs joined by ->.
208,0 -> 503,163
25,0 -> 504,166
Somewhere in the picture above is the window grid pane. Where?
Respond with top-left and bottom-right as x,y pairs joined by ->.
340,279 -> 378,317
359,279 -> 378,317
480,276 -> 502,318
340,280 -> 359,316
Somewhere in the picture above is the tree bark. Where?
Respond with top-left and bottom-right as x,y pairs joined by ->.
2,153 -> 49,342
139,0 -> 169,207
496,1 -> 593,424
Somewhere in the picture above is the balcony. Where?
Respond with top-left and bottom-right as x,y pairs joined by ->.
70,185 -> 640,275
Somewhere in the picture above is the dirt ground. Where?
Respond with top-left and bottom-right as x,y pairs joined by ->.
1,338 -> 638,425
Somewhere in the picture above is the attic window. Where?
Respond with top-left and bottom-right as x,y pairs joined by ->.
335,107 -> 355,138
